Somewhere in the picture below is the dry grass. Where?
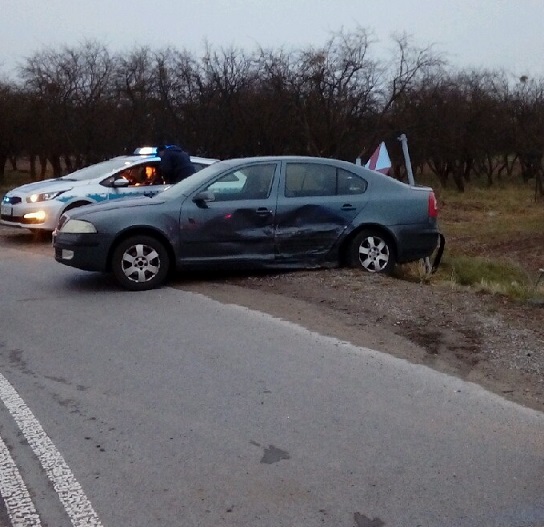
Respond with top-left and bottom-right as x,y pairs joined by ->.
406,182 -> 544,300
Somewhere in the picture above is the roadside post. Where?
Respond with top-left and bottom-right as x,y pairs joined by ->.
398,133 -> 415,186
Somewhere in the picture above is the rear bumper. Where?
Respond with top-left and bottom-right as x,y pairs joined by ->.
393,225 -> 444,264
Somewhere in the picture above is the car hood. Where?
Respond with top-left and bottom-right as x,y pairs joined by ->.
69,195 -> 166,218
9,178 -> 84,194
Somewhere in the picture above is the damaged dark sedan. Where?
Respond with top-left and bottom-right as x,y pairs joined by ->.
53,156 -> 444,291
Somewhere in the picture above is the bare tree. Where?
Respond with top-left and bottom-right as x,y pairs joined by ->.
4,32 -> 544,197
290,26 -> 380,157
511,76 -> 544,195
113,46 -> 158,150
195,44 -> 261,157
20,40 -> 116,174
153,47 -> 204,151
0,81 -> 21,181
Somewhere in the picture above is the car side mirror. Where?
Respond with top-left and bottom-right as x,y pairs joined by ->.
192,191 -> 215,208
112,176 -> 130,188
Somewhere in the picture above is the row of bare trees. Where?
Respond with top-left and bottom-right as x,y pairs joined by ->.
1,29 -> 543,193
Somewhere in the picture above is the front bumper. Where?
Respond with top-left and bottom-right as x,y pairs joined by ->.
1,197 -> 62,231
53,231 -> 112,272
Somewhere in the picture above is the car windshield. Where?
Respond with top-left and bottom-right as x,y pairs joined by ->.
59,157 -> 144,182
160,160 -> 234,198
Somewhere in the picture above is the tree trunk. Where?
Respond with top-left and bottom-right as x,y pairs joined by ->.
536,170 -> 544,200
64,154 -> 73,173
462,158 -> 473,182
29,155 -> 37,181
0,154 -> 7,183
39,154 -> 48,180
452,166 -> 465,192
486,171 -> 493,187
49,154 -> 62,178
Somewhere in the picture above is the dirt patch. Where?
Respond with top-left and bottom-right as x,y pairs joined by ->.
177,268 -> 544,413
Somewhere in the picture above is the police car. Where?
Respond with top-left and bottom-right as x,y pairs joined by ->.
0,147 -> 218,233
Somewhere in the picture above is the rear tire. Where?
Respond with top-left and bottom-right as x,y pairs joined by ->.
111,235 -> 170,291
348,229 -> 396,274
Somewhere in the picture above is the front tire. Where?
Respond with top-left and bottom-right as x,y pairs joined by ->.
111,235 -> 170,291
348,229 -> 396,274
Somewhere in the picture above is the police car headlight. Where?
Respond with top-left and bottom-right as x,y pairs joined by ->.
59,219 -> 97,234
27,190 -> 70,203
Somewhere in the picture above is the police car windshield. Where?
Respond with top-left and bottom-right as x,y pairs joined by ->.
60,157 -> 145,182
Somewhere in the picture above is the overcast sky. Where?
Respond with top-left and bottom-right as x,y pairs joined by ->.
1,0 -> 543,80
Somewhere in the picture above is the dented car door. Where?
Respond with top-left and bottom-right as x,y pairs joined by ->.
274,161 -> 369,263
178,162 -> 280,263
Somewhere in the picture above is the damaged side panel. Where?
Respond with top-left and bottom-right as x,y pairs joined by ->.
274,160 -> 370,264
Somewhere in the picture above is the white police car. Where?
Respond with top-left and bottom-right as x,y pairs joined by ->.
0,147 -> 218,233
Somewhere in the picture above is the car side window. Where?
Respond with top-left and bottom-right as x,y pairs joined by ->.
101,163 -> 162,187
206,164 -> 276,201
285,163 -> 367,197
285,163 -> 336,197
337,168 -> 367,195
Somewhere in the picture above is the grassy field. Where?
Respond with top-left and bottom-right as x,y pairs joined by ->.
2,167 -> 543,300
419,182 -> 544,301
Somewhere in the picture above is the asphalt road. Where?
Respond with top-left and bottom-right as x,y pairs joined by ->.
0,228 -> 543,527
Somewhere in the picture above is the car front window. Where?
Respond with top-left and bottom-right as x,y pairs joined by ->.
205,164 -> 276,201
107,163 -> 162,187
159,161 -> 235,198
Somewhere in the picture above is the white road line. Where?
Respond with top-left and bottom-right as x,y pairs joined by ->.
0,373 -> 103,527
0,434 -> 42,527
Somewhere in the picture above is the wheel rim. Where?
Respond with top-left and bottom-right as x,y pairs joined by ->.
121,243 -> 161,283
358,235 -> 390,272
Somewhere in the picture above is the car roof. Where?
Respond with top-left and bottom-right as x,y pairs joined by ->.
213,155 -> 354,165
197,155 -> 417,190
190,155 -> 220,164
209,155 -> 368,173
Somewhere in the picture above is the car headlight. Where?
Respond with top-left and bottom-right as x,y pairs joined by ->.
27,190 -> 70,203
59,219 -> 97,234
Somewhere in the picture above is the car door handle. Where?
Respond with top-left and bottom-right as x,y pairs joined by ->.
256,207 -> 272,216
341,204 -> 356,211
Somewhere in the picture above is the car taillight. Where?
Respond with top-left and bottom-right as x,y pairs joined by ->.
428,192 -> 438,218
